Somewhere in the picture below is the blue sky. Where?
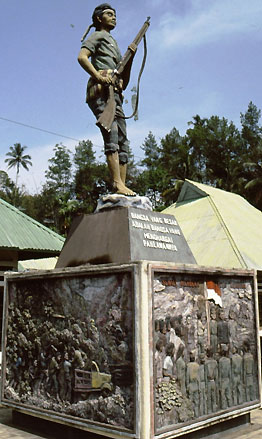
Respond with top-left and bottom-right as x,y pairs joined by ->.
1,0 -> 262,193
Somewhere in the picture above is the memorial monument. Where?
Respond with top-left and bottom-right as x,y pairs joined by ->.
0,5 -> 261,439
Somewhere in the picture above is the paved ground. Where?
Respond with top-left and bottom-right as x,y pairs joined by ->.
0,406 -> 262,438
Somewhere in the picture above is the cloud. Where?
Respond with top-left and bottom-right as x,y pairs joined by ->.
153,0 -> 262,50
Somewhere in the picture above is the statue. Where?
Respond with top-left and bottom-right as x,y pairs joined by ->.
78,4 -> 150,196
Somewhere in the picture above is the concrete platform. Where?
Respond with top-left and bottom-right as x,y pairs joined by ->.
0,407 -> 262,439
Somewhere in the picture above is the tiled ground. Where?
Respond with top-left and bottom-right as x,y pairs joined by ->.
0,406 -> 261,439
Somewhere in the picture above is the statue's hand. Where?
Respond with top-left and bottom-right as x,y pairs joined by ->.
95,72 -> 112,85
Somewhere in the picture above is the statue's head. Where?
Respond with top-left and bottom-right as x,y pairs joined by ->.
92,4 -> 116,30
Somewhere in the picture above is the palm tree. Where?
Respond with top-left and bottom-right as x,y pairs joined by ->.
5,143 -> 32,187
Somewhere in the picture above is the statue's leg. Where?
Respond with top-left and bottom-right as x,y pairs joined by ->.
120,162 -> 127,185
106,151 -> 135,196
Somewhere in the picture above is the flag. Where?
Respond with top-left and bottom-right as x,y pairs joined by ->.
206,280 -> 222,307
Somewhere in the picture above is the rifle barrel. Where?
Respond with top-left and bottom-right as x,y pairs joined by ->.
116,17 -> 150,76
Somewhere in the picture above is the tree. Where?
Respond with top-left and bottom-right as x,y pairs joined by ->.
45,143 -> 72,194
240,101 -> 262,152
240,102 -> 262,209
41,143 -> 73,234
186,115 -> 245,193
4,143 -> 32,205
73,140 -> 110,214
0,171 -> 18,205
136,132 -> 167,209
158,128 -> 199,206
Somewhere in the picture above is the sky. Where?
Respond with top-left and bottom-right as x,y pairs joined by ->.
1,0 -> 262,194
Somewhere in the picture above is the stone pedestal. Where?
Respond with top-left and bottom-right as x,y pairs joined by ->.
1,262 -> 260,439
56,207 -> 196,268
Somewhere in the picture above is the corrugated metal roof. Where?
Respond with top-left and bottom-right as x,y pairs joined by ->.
163,180 -> 262,270
0,198 -> 64,253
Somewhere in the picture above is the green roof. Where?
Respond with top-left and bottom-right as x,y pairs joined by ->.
0,198 -> 64,258
163,180 -> 262,270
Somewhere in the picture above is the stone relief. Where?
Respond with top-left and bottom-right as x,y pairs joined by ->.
3,272 -> 134,431
153,274 -> 259,431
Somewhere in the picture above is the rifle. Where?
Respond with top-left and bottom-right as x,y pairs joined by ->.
96,17 -> 150,132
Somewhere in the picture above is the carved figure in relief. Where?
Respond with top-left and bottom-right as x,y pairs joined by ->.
184,315 -> 195,360
205,347 -> 218,414
173,314 -> 184,337
210,307 -> 218,354
175,344 -> 186,395
218,345 -> 232,409
154,319 -> 160,343
163,343 -> 175,380
48,352 -> 62,400
217,309 -> 229,348
158,319 -> 167,348
155,339 -> 164,383
243,341 -> 255,402
58,352 -> 72,401
197,312 -> 207,356
10,355 -> 23,391
199,354 -> 207,416
231,345 -> 243,405
169,317 -> 185,361
186,351 -> 200,418
228,307 -> 238,349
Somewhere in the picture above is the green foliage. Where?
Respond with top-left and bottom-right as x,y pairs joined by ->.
4,143 -> 32,206
73,140 -> 110,214
5,143 -> 32,178
45,143 -> 72,194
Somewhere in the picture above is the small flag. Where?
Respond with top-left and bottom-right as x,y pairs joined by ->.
206,280 -> 222,307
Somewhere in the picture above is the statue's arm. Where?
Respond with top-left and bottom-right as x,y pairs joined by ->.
77,48 -> 112,85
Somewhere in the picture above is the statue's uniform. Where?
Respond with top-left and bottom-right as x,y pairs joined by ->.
81,30 -> 129,164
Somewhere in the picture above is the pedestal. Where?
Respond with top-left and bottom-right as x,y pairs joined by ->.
56,207 -> 196,268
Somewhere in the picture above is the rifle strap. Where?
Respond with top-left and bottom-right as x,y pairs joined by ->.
122,34 -> 148,120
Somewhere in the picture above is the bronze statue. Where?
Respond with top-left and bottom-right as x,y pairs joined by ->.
78,4 -> 150,196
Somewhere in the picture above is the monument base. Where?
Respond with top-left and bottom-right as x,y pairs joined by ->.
1,262 -> 260,439
12,410 -> 251,439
